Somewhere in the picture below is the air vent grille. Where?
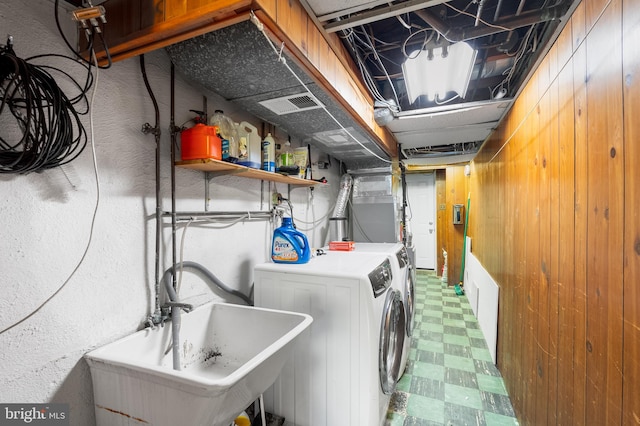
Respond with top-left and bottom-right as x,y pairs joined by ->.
259,93 -> 323,115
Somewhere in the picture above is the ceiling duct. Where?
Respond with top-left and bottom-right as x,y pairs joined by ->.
165,20 -> 390,169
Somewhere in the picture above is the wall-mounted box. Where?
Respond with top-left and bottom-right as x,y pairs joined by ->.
453,204 -> 465,225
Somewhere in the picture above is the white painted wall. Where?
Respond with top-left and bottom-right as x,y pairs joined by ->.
0,1 -> 339,424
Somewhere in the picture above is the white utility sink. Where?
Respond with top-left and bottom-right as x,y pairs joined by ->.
85,302 -> 312,426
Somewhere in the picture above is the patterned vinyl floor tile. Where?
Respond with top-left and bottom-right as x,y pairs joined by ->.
386,271 -> 519,426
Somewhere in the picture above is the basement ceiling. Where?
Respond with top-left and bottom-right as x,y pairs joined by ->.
302,0 -> 580,167
166,21 -> 391,170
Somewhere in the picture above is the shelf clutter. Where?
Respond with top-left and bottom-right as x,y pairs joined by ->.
175,158 -> 318,186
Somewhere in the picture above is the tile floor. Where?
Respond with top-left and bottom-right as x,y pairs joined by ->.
385,270 -> 519,426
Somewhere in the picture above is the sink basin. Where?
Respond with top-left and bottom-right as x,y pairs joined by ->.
85,302 -> 312,426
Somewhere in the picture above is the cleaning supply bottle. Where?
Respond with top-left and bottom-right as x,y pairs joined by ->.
236,121 -> 261,169
280,138 -> 294,167
210,110 -> 238,162
262,133 -> 276,172
272,217 -> 311,264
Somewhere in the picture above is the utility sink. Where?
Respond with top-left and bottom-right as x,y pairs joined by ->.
85,302 -> 312,426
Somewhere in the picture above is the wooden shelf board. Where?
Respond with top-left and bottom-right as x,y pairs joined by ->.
176,159 -> 318,186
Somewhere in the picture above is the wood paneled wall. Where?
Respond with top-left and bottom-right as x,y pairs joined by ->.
431,166 -> 469,285
469,0 -> 639,424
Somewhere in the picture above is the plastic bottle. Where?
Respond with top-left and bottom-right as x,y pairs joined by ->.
272,217 -> 311,264
280,139 -> 294,167
293,146 -> 308,179
210,110 -> 238,162
262,133 -> 276,172
234,411 -> 251,426
236,121 -> 261,169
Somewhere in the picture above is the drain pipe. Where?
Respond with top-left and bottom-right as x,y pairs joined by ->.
161,262 -> 253,306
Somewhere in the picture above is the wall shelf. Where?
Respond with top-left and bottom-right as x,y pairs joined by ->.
175,159 -> 318,186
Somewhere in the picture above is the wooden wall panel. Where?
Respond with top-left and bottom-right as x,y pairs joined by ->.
546,45 -> 560,426
572,0 -> 587,52
622,1 -> 640,424
556,41 -> 576,426
275,0 -> 306,56
535,53 -> 551,425
510,116 -> 527,415
584,2 -> 624,424
444,166 -> 468,287
522,75 -> 540,425
468,0 -> 635,424
572,39 -> 588,426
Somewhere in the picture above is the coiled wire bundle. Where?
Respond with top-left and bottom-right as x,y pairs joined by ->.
0,39 -> 91,174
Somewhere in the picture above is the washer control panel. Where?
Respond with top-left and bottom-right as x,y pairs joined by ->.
396,247 -> 409,268
368,259 -> 393,297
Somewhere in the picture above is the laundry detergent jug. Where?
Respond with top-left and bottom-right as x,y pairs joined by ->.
271,217 -> 311,264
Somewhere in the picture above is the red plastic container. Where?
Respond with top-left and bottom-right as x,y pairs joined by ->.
180,124 -> 222,160
328,241 -> 355,251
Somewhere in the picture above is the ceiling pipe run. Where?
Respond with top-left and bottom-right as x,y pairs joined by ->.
414,0 -> 572,43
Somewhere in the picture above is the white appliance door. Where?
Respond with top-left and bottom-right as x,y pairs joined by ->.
406,173 -> 436,269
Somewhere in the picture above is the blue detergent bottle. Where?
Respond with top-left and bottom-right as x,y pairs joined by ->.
272,217 -> 311,264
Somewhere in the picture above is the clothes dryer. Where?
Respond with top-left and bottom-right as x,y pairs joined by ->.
254,252 -> 405,426
345,242 -> 415,376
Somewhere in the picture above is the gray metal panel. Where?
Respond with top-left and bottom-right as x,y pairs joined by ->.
352,202 -> 398,243
395,122 -> 497,148
387,99 -> 512,134
305,0 -> 387,17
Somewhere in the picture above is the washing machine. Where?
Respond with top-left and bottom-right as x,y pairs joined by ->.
345,243 -> 415,377
254,252 -> 405,426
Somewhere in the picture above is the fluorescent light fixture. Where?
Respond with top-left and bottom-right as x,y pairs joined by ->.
402,42 -> 478,104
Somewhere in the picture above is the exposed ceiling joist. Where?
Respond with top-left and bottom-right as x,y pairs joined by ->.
323,0 -> 450,33
414,0 -> 573,42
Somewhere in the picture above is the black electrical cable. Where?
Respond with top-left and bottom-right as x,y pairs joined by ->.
0,41 -> 91,174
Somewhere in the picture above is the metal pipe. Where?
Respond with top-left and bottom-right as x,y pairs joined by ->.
475,0 -> 485,27
400,163 -> 407,246
164,210 -> 273,219
494,0 -> 505,21
516,0 -> 527,16
139,54 -> 163,325
170,64 -> 177,293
